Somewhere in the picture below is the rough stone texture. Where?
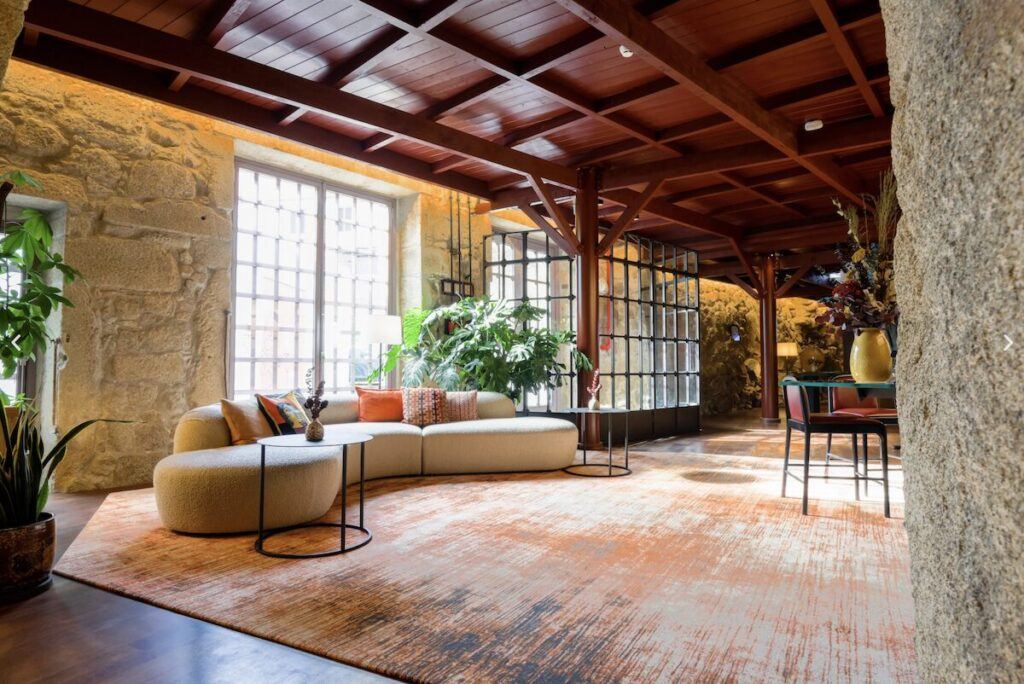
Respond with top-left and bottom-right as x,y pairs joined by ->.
0,62 -> 495,491
699,280 -> 841,415
881,1 -> 1024,681
0,0 -> 28,90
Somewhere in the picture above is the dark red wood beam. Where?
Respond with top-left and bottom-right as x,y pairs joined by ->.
575,62 -> 888,167
361,74 -> 507,153
596,179 -> 664,255
12,37 -> 493,199
519,204 -> 580,256
24,0 -> 578,188
555,0 -> 866,205
602,116 -> 890,189
528,175 -> 581,251
701,248 -> 839,277
726,273 -> 759,300
168,0 -> 249,91
774,265 -> 814,298
808,0 -> 885,117
758,254 -> 779,421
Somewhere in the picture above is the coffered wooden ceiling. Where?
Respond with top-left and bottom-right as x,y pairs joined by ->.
15,0 -> 891,268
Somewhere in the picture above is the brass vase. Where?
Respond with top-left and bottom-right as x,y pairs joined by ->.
305,418 -> 324,442
850,328 -> 893,382
0,513 -> 55,603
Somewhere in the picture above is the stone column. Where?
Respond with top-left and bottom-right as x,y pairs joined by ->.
881,1 -> 1024,680
0,0 -> 29,88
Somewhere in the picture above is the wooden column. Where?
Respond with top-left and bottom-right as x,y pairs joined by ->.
758,254 -> 780,422
575,166 -> 602,446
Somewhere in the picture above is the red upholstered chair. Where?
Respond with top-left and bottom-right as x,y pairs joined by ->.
781,376 -> 891,517
825,373 -> 898,473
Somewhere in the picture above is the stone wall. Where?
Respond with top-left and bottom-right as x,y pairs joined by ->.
699,279 -> 842,415
881,1 -> 1024,680
0,61 -> 493,491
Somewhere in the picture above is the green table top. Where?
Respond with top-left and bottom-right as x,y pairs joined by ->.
780,379 -> 895,390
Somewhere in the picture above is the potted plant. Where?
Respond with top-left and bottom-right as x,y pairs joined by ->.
370,297 -> 592,403
816,170 -> 900,382
0,408 -> 107,602
0,170 -> 97,603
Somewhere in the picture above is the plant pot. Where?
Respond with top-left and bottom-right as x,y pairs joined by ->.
305,418 -> 324,442
587,397 -> 601,410
0,512 -> 55,603
850,328 -> 893,382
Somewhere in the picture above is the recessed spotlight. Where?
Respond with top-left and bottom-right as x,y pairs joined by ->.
618,45 -> 634,58
804,118 -> 824,132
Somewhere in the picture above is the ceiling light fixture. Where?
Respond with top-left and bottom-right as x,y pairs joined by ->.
619,45 -> 634,58
803,118 -> 824,132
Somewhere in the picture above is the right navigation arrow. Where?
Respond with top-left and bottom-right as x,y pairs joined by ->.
1005,335 -> 1015,351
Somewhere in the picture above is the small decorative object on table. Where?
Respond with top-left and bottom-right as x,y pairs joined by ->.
303,373 -> 328,442
586,370 -> 602,410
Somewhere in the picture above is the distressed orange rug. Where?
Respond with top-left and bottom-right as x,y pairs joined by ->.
56,451 -> 915,682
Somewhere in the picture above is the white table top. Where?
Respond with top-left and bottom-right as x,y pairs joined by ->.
257,432 -> 373,448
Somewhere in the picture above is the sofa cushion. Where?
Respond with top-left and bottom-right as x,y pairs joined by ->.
446,390 -> 478,422
256,391 -> 310,435
422,417 -> 577,474
326,422 -> 422,480
403,387 -> 447,427
356,387 -> 403,422
220,398 -> 272,445
475,392 -> 515,419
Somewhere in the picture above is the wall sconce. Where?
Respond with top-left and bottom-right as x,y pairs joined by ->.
728,324 -> 742,342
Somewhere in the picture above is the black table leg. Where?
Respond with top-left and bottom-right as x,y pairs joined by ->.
257,444 -> 266,551
341,445 -> 347,551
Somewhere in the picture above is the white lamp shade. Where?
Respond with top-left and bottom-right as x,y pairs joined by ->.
777,342 -> 799,358
359,313 -> 403,345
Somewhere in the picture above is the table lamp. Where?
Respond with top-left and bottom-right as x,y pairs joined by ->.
358,314 -> 402,388
777,342 -> 799,373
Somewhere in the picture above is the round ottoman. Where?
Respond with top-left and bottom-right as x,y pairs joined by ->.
153,444 -> 342,534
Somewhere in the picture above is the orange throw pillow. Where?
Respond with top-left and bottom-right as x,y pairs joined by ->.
220,398 -> 273,445
355,387 -> 403,422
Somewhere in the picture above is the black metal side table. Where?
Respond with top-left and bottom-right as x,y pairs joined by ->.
255,432 -> 373,559
563,406 -> 631,477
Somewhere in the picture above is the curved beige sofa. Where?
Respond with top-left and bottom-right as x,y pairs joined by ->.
154,391 -> 577,534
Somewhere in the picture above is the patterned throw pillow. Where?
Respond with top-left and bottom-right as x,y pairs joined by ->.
256,391 -> 310,435
402,388 -> 447,427
446,390 -> 478,422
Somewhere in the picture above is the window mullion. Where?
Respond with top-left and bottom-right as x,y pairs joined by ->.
313,181 -> 327,390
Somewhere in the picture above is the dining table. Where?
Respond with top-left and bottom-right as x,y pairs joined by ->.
781,376 -> 898,424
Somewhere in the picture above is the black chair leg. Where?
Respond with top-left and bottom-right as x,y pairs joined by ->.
802,432 -> 811,515
852,434 -> 860,501
782,426 -> 792,497
862,433 -> 870,496
881,431 -> 890,518
825,433 -> 832,467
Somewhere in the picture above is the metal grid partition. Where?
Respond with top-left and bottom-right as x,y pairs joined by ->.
483,230 -> 576,413
598,236 -> 700,411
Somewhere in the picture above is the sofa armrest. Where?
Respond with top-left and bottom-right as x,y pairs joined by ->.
173,405 -> 232,453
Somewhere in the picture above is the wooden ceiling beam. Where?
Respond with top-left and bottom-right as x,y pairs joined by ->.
278,27 -> 406,126
808,0 -> 885,117
602,116 -> 890,189
13,37 -> 494,200
555,0 -> 867,204
528,175 -> 581,251
518,204 -> 580,256
701,249 -> 839,277
572,61 -> 888,167
597,179 -> 664,255
168,0 -> 249,91
775,265 -> 814,297
726,273 -> 760,299
602,189 -> 744,241
24,0 -> 577,188
361,74 -> 507,153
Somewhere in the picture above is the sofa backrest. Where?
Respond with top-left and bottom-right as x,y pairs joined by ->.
172,390 -> 516,454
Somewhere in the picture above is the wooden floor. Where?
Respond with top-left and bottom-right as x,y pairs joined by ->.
0,411 -> 901,683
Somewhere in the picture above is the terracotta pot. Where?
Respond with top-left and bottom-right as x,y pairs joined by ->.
850,328 -> 893,382
0,512 -> 55,603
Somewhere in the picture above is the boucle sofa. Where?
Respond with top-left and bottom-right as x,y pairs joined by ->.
154,391 -> 577,534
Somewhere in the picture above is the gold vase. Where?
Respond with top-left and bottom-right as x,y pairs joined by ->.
304,419 -> 324,442
849,328 -> 893,382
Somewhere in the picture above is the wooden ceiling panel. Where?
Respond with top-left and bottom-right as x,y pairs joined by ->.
656,0 -> 816,59
136,0 -> 210,33
547,41 -> 666,100
452,0 -> 585,57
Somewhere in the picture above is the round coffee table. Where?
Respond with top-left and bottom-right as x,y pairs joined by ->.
563,407 -> 631,477
255,432 -> 373,559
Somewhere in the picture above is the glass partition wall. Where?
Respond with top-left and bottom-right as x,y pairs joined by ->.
484,229 -> 699,435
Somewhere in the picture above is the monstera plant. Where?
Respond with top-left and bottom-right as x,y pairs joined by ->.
370,297 -> 592,403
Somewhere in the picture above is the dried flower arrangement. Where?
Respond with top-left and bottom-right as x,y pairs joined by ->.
816,170 -> 901,331
586,369 -> 602,409
303,369 -> 328,441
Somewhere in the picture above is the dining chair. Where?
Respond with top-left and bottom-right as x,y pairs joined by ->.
781,376 -> 891,517
825,374 -> 898,489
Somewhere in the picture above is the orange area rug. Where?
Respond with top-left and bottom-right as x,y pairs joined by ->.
56,451 -> 915,682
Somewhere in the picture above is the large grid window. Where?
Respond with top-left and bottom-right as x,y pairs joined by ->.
483,230 -> 575,412
598,237 -> 700,410
232,164 -> 392,398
